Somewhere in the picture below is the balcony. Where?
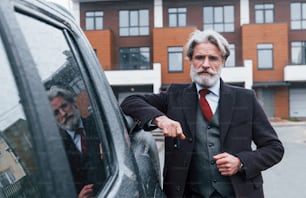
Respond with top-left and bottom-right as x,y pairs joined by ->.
221,60 -> 253,89
284,65 -> 306,82
105,63 -> 161,93
105,60 -> 254,93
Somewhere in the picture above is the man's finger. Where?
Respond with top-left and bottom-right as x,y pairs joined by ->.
176,126 -> 186,139
178,131 -> 186,139
213,152 -> 228,160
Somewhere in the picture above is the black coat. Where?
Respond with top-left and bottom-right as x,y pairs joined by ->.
59,115 -> 105,194
121,80 -> 284,198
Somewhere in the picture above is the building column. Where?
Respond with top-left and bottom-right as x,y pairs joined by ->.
240,0 -> 250,25
154,0 -> 163,28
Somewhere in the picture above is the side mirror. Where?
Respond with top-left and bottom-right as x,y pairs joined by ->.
124,114 -> 141,134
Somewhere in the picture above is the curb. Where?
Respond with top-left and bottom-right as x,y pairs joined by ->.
271,121 -> 306,127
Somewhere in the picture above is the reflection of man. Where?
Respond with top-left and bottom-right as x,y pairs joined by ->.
48,86 -> 104,198
121,29 -> 284,198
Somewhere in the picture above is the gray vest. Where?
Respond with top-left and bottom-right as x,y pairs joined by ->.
187,106 -> 234,197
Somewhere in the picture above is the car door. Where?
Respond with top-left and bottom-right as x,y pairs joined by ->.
0,1 -> 76,197
0,0 -> 153,197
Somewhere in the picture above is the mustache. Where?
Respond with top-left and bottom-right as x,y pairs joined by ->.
193,67 -> 218,75
62,113 -> 74,125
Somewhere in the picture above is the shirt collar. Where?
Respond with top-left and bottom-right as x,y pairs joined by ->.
195,79 -> 220,97
66,119 -> 84,135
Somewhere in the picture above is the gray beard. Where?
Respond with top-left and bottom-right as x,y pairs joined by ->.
190,68 -> 220,88
58,108 -> 81,131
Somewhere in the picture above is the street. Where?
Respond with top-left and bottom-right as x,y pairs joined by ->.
264,123 -> 306,198
155,122 -> 306,198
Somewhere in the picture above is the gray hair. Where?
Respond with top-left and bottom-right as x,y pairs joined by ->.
47,85 -> 75,103
185,29 -> 230,61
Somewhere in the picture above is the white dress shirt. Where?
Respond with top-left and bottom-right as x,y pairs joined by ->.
66,120 -> 85,152
195,80 -> 220,114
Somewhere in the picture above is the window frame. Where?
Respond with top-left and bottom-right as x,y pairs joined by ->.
119,47 -> 150,70
0,2 -> 77,197
85,11 -> 104,30
224,44 -> 235,67
119,9 -> 149,36
203,5 -> 235,32
168,46 -> 183,72
291,2 -> 306,30
0,169 -> 15,187
291,41 -> 306,64
257,43 -> 274,70
254,3 -> 274,24
168,7 -> 187,27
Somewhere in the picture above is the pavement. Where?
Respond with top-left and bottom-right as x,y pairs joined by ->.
264,122 -> 306,198
153,121 -> 306,198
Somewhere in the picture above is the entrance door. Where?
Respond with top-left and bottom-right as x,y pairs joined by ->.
257,88 -> 275,118
290,88 -> 306,118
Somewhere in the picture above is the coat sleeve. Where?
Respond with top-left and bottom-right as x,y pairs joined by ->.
120,89 -> 169,130
235,91 -> 284,179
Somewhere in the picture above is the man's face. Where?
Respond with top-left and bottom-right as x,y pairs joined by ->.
50,96 -> 80,131
189,41 -> 224,88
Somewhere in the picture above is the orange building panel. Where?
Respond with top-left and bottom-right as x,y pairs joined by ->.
85,30 -> 113,70
153,27 -> 196,84
274,87 -> 289,119
242,23 -> 289,82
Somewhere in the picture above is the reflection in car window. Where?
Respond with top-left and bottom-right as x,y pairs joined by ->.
14,12 -> 108,195
0,35 -> 43,197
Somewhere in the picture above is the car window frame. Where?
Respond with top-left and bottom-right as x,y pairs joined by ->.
2,0 -> 150,197
0,1 -> 77,197
65,9 -> 149,198
12,0 -> 129,196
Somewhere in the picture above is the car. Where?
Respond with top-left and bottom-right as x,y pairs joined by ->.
0,0 -> 164,197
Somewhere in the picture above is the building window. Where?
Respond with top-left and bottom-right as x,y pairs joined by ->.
119,9 -> 149,36
255,3 -> 274,23
203,5 -> 234,32
168,47 -> 183,72
291,41 -> 306,64
225,44 -> 235,67
257,44 -> 273,69
291,2 -> 306,30
168,8 -> 187,27
120,47 -> 150,70
85,11 -> 103,30
0,169 -> 15,188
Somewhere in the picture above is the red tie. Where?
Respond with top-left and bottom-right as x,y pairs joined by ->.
199,89 -> 213,121
76,128 -> 87,154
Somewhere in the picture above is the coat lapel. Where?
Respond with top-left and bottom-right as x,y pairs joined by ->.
182,83 -> 198,138
219,81 -> 235,144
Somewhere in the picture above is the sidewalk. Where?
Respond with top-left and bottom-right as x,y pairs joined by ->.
270,118 -> 306,127
153,118 -> 306,195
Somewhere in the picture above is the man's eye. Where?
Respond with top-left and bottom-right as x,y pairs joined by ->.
209,56 -> 219,61
54,110 -> 59,116
61,103 -> 68,109
194,55 -> 205,60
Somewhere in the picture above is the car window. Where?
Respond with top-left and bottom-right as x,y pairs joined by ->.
0,34 -> 43,197
13,11 -> 109,195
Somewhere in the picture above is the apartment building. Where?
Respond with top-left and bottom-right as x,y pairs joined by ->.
72,0 -> 306,119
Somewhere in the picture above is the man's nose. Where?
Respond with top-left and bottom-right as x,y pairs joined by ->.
201,57 -> 211,67
58,108 -> 66,116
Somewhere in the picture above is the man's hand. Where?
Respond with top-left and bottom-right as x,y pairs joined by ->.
153,115 -> 186,140
213,152 -> 241,176
78,184 -> 94,198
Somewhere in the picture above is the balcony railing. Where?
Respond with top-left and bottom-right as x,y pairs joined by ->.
0,175 -> 42,198
284,64 -> 306,81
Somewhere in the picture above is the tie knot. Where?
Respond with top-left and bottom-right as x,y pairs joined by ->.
76,128 -> 84,135
199,89 -> 209,97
